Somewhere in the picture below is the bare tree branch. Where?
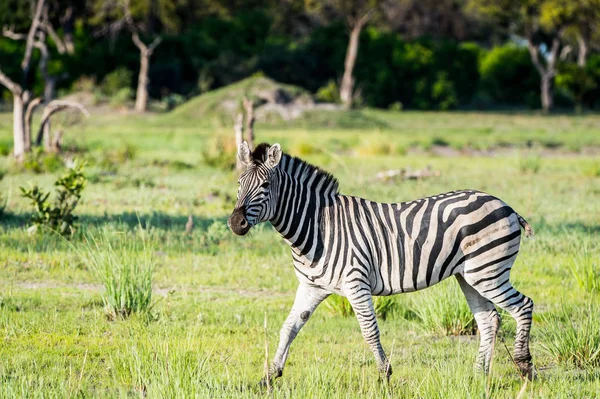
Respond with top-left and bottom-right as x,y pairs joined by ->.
2,26 -> 27,40
243,96 -> 255,150
0,67 -> 22,94
21,0 -> 46,73
131,32 -> 162,55
24,97 -> 43,151
36,100 -> 90,147
42,6 -> 67,54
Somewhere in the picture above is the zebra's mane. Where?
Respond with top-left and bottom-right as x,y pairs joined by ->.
251,143 -> 340,196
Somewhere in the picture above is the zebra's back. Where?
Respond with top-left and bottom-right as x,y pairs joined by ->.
330,190 -> 522,295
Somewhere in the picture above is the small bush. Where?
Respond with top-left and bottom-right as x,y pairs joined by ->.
538,303 -> 600,368
201,136 -> 236,170
109,87 -> 134,108
411,280 -> 476,336
80,231 -> 156,320
0,142 -> 10,156
20,160 -> 86,236
519,154 -> 542,174
101,67 -> 132,97
388,101 -> 403,111
315,80 -> 341,104
163,93 -> 186,111
23,148 -> 64,174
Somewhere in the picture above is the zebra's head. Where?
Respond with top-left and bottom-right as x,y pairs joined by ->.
228,142 -> 283,236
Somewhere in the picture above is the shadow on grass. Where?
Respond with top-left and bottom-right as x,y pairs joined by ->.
0,211 -> 230,232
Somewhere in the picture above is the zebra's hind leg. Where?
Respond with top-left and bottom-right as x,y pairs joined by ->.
463,274 -> 535,380
345,287 -> 391,380
456,274 -> 500,374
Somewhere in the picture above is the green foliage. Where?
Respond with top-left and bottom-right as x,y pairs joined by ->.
101,67 -> 132,97
316,80 -> 341,104
556,62 -> 597,112
109,87 -> 134,108
23,148 -> 64,174
20,161 -> 87,236
80,230 -> 156,320
411,280 -> 477,336
569,244 -> 600,294
538,302 -> 600,368
323,295 -> 403,321
479,44 -> 539,107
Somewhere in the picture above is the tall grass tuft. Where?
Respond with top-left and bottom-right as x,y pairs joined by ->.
538,302 -> 600,368
569,244 -> 600,294
79,230 -> 156,320
518,153 -> 542,174
411,280 -> 476,336
323,295 -> 405,320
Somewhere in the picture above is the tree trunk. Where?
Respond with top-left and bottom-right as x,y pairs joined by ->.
13,95 -> 27,161
541,74 -> 553,114
135,51 -> 150,112
242,97 -> 255,150
340,23 -> 362,108
234,114 -> 244,172
577,35 -> 588,68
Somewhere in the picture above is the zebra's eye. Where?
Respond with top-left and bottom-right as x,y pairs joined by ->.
260,182 -> 270,189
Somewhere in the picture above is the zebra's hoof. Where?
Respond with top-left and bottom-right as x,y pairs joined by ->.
259,369 -> 282,389
379,363 -> 392,382
517,361 -> 536,381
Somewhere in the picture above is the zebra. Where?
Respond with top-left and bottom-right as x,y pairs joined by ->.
228,142 -> 535,384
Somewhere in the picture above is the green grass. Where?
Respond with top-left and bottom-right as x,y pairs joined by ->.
0,109 -> 600,397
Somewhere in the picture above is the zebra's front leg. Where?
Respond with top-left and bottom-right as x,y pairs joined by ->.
261,283 -> 330,385
346,287 -> 391,380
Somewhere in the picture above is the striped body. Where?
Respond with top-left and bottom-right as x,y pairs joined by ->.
229,143 -> 535,384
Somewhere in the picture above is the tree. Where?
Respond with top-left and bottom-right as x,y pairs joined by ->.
91,0 -> 184,112
470,0 -> 600,112
306,0 -> 385,108
0,0 -> 88,162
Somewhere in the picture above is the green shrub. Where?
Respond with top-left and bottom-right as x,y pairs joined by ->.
538,302 -> 600,368
0,142 -> 10,156
101,67 -> 132,96
431,72 -> 457,110
20,160 -> 86,236
479,44 -> 539,106
109,87 -> 133,107
556,62 -> 597,113
411,280 -> 476,336
388,101 -> 403,111
80,231 -> 156,320
315,80 -> 341,104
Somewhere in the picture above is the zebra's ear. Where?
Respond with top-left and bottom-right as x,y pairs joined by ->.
266,143 -> 282,168
238,141 -> 251,166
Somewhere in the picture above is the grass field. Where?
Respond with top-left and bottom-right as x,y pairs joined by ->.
0,109 -> 599,398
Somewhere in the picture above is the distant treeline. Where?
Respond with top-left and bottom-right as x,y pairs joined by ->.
1,12 -> 599,111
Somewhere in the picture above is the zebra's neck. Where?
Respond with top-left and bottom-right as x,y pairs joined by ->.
270,155 -> 338,256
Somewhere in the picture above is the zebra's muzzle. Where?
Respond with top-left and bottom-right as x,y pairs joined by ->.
228,208 -> 251,236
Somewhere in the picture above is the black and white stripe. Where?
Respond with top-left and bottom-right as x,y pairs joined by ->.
229,142 -> 535,382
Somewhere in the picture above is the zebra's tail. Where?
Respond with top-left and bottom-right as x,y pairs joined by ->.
516,213 -> 534,238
